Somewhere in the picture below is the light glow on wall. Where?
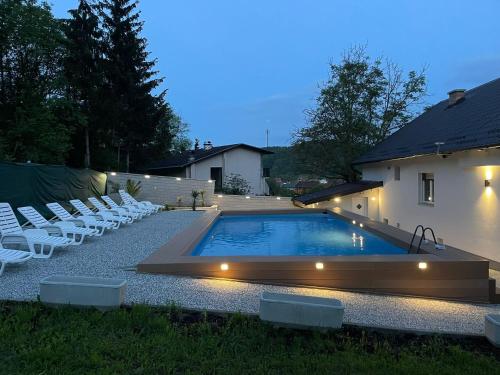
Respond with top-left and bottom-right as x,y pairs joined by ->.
315,262 -> 324,270
220,263 -> 229,271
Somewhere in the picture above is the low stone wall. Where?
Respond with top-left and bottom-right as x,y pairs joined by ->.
105,172 -> 215,207
212,194 -> 297,210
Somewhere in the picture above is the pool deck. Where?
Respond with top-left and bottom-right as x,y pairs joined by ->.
1,210 -> 499,336
138,209 -> 496,303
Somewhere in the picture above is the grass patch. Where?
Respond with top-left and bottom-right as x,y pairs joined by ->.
0,301 -> 498,374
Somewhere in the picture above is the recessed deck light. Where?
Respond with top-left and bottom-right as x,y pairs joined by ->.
144,175 -> 151,179
315,262 -> 324,270
418,262 -> 428,270
276,197 -> 281,200
352,220 -> 356,225
110,172 -> 116,176
245,196 -> 250,199
217,194 -> 223,198
208,180 -> 213,183
220,263 -> 229,271
359,223 -> 364,228
176,177 -> 181,181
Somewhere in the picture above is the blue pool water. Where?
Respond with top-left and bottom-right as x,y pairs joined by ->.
192,213 -> 406,256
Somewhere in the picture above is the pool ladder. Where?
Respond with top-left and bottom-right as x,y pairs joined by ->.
408,225 -> 437,254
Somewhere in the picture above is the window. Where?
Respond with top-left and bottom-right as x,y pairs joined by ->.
394,166 -> 400,181
420,173 -> 434,204
263,167 -> 271,178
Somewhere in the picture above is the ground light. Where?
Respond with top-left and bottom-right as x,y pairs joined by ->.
110,172 -> 116,176
144,175 -> 150,179
176,177 -> 181,181
418,262 -> 428,270
220,263 -> 229,271
315,262 -> 324,270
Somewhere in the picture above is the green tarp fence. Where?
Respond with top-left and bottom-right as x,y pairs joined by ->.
0,162 -> 107,221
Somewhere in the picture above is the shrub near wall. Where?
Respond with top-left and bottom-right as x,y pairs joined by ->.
106,172 -> 215,206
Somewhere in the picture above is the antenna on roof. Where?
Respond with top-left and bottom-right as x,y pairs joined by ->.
435,142 -> 445,155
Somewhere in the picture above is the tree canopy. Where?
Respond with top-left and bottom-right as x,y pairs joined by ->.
293,46 -> 426,181
0,0 -> 189,172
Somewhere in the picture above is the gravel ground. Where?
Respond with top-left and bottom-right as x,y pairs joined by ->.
1,210 -> 499,336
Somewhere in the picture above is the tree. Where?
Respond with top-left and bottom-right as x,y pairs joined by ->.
170,114 -> 192,153
0,0 -> 73,163
100,0 -> 168,172
63,0 -> 103,168
294,46 -> 426,181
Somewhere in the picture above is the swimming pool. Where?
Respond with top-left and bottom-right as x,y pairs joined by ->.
192,213 -> 406,256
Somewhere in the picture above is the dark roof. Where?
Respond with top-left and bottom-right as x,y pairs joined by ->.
293,180 -> 383,205
354,78 -> 500,165
148,144 -> 273,170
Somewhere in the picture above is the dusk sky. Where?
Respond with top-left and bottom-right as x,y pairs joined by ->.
51,1 -> 500,147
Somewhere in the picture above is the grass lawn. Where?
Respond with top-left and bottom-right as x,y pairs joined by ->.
0,302 -> 498,374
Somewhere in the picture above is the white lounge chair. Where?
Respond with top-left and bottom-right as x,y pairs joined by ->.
119,190 -> 162,214
46,202 -> 113,235
0,244 -> 33,276
101,195 -> 146,218
0,203 -> 72,259
69,199 -> 127,229
18,206 -> 98,245
88,197 -> 137,223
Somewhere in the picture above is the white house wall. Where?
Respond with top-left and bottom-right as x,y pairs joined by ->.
359,149 -> 500,262
188,148 -> 267,195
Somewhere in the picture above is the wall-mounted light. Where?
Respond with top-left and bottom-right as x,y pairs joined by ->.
315,262 -> 324,270
110,172 -> 117,176
217,194 -> 223,198
220,263 -> 229,271
176,177 -> 181,181
208,180 -> 213,183
371,197 -> 376,201
418,262 -> 427,270
485,179 -> 491,187
144,175 -> 151,179
276,197 -> 281,200
245,196 -> 250,199
333,197 -> 341,203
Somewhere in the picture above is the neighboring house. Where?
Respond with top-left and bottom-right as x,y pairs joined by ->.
294,78 -> 500,263
148,142 -> 273,195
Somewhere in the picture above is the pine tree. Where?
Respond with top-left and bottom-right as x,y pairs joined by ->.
100,0 -> 168,172
64,0 -> 103,168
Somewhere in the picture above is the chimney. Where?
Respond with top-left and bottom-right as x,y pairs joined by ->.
447,89 -> 466,106
203,140 -> 213,150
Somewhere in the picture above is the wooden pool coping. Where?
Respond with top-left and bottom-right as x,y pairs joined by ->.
138,209 -> 496,303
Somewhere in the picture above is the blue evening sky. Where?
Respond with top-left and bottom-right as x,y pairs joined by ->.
50,1 -> 500,147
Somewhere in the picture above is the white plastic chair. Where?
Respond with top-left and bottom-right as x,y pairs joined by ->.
46,202 -> 113,235
0,203 -> 72,259
69,199 -> 126,229
0,243 -> 33,276
88,197 -> 137,223
101,195 -> 146,218
17,206 -> 98,245
119,190 -> 162,214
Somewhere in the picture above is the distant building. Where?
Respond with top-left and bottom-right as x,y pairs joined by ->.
148,142 -> 273,195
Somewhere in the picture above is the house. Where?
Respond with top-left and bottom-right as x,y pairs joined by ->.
148,142 -> 273,195
294,78 -> 500,263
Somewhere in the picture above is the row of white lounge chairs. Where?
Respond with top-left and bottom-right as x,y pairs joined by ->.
0,190 -> 163,276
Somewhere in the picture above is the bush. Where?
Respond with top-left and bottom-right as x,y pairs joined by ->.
222,173 -> 251,195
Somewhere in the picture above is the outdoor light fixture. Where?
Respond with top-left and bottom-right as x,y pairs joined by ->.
176,177 -> 181,181
276,197 -> 281,200
334,197 -> 341,203
359,223 -> 364,228
418,262 -> 428,270
220,263 -> 229,271
217,194 -> 223,198
110,172 -> 116,176
315,262 -> 324,270
144,175 -> 150,179
352,220 -> 356,225
371,197 -> 376,201
245,196 -> 250,199
485,179 -> 491,187
208,180 -> 213,183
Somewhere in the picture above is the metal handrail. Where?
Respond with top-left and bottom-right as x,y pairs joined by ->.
409,225 -> 438,254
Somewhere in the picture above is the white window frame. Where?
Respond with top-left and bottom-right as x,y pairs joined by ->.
419,173 -> 435,205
